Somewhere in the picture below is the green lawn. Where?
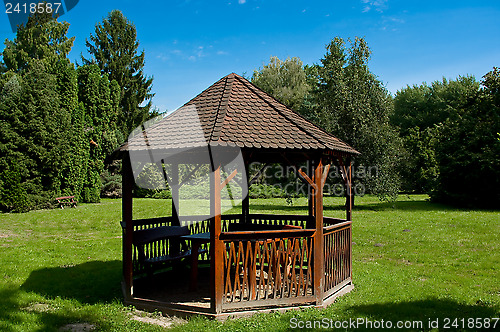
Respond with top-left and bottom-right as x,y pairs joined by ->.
0,195 -> 498,331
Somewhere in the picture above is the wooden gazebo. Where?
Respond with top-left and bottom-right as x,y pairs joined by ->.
118,73 -> 359,319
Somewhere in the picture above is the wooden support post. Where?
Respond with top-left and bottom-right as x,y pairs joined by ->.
210,166 -> 223,314
242,161 -> 250,223
307,160 -> 315,228
210,164 -> 215,218
122,155 -> 134,299
337,156 -> 353,222
171,162 -> 180,225
313,159 -> 325,306
345,158 -> 352,221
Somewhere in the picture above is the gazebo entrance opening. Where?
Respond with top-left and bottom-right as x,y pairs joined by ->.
118,73 -> 358,319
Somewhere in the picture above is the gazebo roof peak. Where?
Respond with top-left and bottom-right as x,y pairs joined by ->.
123,72 -> 358,156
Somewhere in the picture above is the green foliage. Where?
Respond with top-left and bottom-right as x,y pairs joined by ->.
431,68 -> 500,208
400,126 -> 440,193
392,72 -> 500,208
82,10 -> 154,138
100,161 -> 122,198
2,11 -> 74,73
0,13 -> 80,211
76,64 -> 121,203
0,13 -> 123,211
251,56 -> 312,115
248,183 -> 289,199
313,37 -> 402,200
392,75 -> 480,136
0,163 -> 28,212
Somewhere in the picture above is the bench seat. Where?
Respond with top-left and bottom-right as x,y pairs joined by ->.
55,196 -> 77,209
133,226 -> 207,276
144,249 -> 196,265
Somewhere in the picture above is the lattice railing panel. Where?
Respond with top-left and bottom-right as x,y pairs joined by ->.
222,236 -> 313,304
323,223 -> 352,292
250,214 -> 311,229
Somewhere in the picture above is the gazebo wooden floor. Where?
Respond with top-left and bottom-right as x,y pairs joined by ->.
132,265 -> 212,310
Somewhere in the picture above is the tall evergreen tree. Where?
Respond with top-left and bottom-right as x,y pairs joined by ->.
0,12 -> 79,211
76,64 -> 120,202
2,12 -> 74,73
313,37 -> 402,200
82,10 -> 154,138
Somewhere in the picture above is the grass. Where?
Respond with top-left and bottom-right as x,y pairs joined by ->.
0,195 -> 499,331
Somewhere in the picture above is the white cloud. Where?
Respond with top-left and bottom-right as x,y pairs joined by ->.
380,15 -> 405,31
238,0 -> 246,4
361,0 -> 388,13
155,53 -> 169,61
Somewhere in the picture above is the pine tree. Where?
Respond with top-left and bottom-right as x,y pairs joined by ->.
82,10 -> 154,138
0,13 -> 79,210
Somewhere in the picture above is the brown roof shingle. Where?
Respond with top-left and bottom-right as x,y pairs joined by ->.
123,73 -> 358,155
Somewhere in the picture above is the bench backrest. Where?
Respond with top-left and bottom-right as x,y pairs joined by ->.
56,196 -> 75,200
228,223 -> 293,232
133,226 -> 190,246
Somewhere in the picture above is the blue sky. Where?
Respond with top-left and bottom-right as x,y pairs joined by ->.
1,0 -> 499,113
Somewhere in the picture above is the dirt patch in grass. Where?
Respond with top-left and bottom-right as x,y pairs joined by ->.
23,303 -> 54,313
0,231 -> 17,238
59,323 -> 95,331
129,310 -> 185,328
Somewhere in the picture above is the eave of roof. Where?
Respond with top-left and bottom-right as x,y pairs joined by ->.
120,73 -> 359,156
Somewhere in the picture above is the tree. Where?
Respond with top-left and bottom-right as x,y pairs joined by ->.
251,56 -> 312,115
2,12 -> 74,73
0,12 -> 78,211
313,37 -> 402,200
0,12 -> 123,211
76,64 -> 120,202
82,10 -> 154,138
392,76 -> 481,193
392,76 -> 479,136
432,68 -> 500,208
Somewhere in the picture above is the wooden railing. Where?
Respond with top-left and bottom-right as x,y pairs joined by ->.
122,217 -> 174,274
219,229 -> 316,310
124,214 -> 352,307
323,218 -> 352,298
125,215 -> 243,274
249,214 -> 312,229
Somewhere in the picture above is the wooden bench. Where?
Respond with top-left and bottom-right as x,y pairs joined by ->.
55,196 -> 77,209
133,226 -> 207,276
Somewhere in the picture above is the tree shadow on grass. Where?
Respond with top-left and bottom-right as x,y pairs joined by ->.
0,287 -> 116,331
249,203 -> 310,213
250,200 -> 452,214
346,298 -> 499,331
350,200 -> 447,212
21,260 -> 122,305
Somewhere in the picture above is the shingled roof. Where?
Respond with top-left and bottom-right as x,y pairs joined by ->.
122,73 -> 358,156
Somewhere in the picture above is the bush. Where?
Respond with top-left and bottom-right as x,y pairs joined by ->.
0,164 -> 29,212
100,169 -> 122,198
